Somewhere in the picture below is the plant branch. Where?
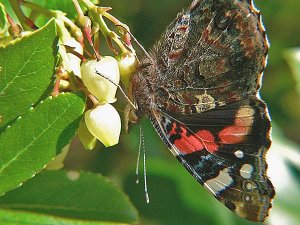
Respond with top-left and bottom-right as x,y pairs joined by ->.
8,0 -> 37,30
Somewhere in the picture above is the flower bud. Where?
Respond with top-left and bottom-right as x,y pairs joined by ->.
45,144 -> 70,170
56,18 -> 83,78
81,57 -> 120,103
78,119 -> 97,150
117,52 -> 138,88
85,104 -> 121,147
65,38 -> 83,78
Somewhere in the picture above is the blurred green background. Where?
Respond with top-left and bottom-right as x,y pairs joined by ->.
64,0 -> 300,224
2,0 -> 300,224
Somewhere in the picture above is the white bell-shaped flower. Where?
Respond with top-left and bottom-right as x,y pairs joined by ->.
85,104 -> 121,147
117,52 -> 138,88
77,119 -> 97,150
45,144 -> 70,170
81,57 -> 120,103
65,38 -> 83,78
56,18 -> 83,78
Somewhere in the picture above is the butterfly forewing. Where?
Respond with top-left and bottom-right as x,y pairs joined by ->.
149,0 -> 268,112
150,97 -> 274,222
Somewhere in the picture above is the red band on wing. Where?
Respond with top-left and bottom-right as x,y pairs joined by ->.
218,115 -> 252,144
218,125 -> 250,144
170,123 -> 218,154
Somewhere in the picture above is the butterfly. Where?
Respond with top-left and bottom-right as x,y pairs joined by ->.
126,0 -> 275,222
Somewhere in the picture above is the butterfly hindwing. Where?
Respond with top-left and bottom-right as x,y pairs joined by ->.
150,97 -> 274,222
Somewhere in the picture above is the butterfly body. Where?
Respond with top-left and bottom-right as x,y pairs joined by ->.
129,0 -> 275,222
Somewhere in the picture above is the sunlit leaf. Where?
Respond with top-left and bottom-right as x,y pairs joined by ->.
0,92 -> 85,195
0,3 -> 6,30
0,19 -> 57,129
0,170 -> 138,224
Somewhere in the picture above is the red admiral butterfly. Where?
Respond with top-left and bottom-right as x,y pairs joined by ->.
126,0 -> 275,222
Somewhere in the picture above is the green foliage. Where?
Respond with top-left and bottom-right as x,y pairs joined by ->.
0,3 -> 6,30
0,170 -> 138,224
28,0 -> 78,18
0,19 -> 57,129
0,92 -> 85,195
285,48 -> 300,94
0,0 -> 300,225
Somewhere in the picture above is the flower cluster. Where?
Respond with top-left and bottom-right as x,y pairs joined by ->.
80,57 -> 121,148
54,0 -> 138,151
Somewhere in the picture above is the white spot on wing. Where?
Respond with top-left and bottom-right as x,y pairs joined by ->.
204,168 -> 233,194
240,164 -> 254,179
246,182 -> 253,191
234,150 -> 244,158
245,195 -> 250,201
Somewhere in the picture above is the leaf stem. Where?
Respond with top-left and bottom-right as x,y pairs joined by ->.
21,1 -> 84,45
73,0 -> 100,60
22,1 -> 53,17
88,93 -> 100,106
8,0 -> 37,30
77,0 -> 95,9
77,0 -> 130,55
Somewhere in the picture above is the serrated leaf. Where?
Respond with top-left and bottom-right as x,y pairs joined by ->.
0,19 -> 57,129
0,170 -> 138,225
0,3 -> 6,30
0,92 -> 85,195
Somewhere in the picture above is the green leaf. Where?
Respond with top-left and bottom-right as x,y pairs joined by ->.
0,19 -> 58,129
0,3 -> 6,30
0,1 -> 16,24
124,158 -> 257,225
22,0 -> 100,27
35,0 -> 78,19
26,0 -> 99,23
0,92 -> 85,195
0,170 -> 139,225
0,210 -> 126,225
284,48 -> 300,94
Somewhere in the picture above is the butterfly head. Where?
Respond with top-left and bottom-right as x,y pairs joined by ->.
124,55 -> 157,132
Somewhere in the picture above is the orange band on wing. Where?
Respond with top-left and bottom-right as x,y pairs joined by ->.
170,124 -> 218,154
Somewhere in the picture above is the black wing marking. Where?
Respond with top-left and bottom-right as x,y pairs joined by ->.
150,98 -> 275,222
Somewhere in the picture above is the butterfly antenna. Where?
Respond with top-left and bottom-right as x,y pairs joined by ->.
135,125 -> 142,184
136,126 -> 150,203
95,70 -> 136,109
141,126 -> 150,204
116,24 -> 153,62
